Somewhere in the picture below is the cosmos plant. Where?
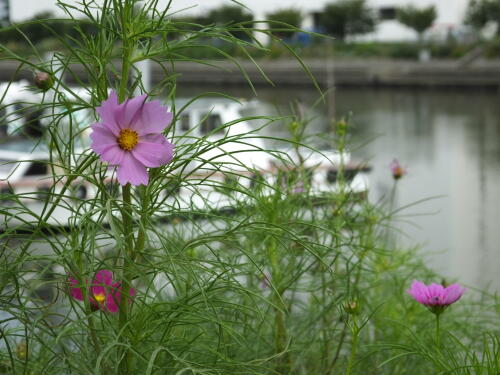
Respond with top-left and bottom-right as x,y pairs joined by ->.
90,91 -> 175,186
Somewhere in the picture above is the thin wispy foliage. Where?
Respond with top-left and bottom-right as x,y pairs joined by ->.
0,1 -> 498,375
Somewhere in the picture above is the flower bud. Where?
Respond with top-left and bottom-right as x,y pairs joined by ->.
34,72 -> 54,91
15,341 -> 27,360
289,120 -> 301,134
336,119 -> 347,137
343,301 -> 360,315
390,159 -> 407,180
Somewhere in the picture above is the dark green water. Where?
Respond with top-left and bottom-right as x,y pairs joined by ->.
181,85 -> 500,292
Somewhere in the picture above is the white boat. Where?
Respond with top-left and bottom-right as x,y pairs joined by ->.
0,85 -> 370,229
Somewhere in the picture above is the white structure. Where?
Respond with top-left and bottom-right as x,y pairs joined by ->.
166,0 -> 470,41
0,91 -> 369,228
10,0 -> 470,42
360,0 -> 470,41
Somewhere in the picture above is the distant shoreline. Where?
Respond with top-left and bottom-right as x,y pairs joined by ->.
3,59 -> 500,89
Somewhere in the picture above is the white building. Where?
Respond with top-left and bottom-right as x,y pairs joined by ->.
9,0 -> 471,41
360,0 -> 470,41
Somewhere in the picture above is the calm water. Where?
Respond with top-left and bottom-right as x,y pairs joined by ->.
180,86 -> 500,292
337,88 -> 500,293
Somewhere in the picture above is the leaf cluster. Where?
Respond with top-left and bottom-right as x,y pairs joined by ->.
266,8 -> 302,39
465,0 -> 500,35
318,0 -> 376,41
0,11 -> 97,46
397,5 -> 437,36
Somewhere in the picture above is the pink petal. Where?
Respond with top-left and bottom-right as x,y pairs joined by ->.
132,138 -> 174,167
111,282 -> 135,298
407,280 -> 428,304
426,283 -> 444,301
105,291 -> 120,313
90,123 -> 118,154
116,152 -> 149,186
443,284 -> 465,305
68,276 -> 84,301
99,144 -> 126,165
105,283 -> 134,313
94,270 -> 114,286
91,285 -> 106,297
115,94 -> 147,130
134,100 -> 173,135
96,91 -> 121,136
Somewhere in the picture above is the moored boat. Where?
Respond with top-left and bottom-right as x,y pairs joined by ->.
0,84 -> 370,230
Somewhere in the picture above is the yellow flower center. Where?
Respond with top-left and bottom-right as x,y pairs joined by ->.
117,129 -> 139,151
94,292 -> 106,304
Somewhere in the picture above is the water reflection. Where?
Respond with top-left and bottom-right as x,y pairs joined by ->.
336,88 -> 500,292
179,86 -> 500,291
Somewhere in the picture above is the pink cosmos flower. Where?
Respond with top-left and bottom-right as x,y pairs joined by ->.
390,159 -> 406,180
90,91 -> 174,186
407,280 -> 465,314
68,270 -> 135,313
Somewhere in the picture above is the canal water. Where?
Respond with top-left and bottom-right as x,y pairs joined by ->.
180,85 -> 500,292
336,88 -> 500,293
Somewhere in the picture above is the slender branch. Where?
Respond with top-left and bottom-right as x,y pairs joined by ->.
435,313 -> 441,349
118,183 -> 134,375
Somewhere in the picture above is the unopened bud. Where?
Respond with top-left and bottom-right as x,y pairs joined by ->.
390,159 -> 407,180
289,120 -> 301,134
34,72 -> 54,91
343,301 -> 360,315
15,341 -> 27,360
336,119 -> 347,137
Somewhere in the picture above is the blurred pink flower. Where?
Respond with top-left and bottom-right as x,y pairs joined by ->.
390,159 -> 406,180
90,91 -> 174,186
259,272 -> 271,289
291,181 -> 305,194
68,270 -> 135,313
407,280 -> 465,314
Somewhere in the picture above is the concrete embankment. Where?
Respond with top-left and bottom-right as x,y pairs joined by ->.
3,59 -> 500,89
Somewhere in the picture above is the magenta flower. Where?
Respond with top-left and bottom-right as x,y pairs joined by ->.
390,159 -> 406,180
90,91 -> 174,186
68,270 -> 135,313
407,280 -> 465,314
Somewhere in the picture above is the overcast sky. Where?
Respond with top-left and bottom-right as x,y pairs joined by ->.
10,0 -> 469,25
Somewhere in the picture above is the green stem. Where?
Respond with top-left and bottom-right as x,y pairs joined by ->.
118,183 -> 134,374
118,5 -> 131,103
384,181 -> 398,248
134,186 -> 150,260
345,318 -> 359,375
268,231 -> 289,373
88,315 -> 100,352
116,3 -> 134,373
435,313 -> 441,349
